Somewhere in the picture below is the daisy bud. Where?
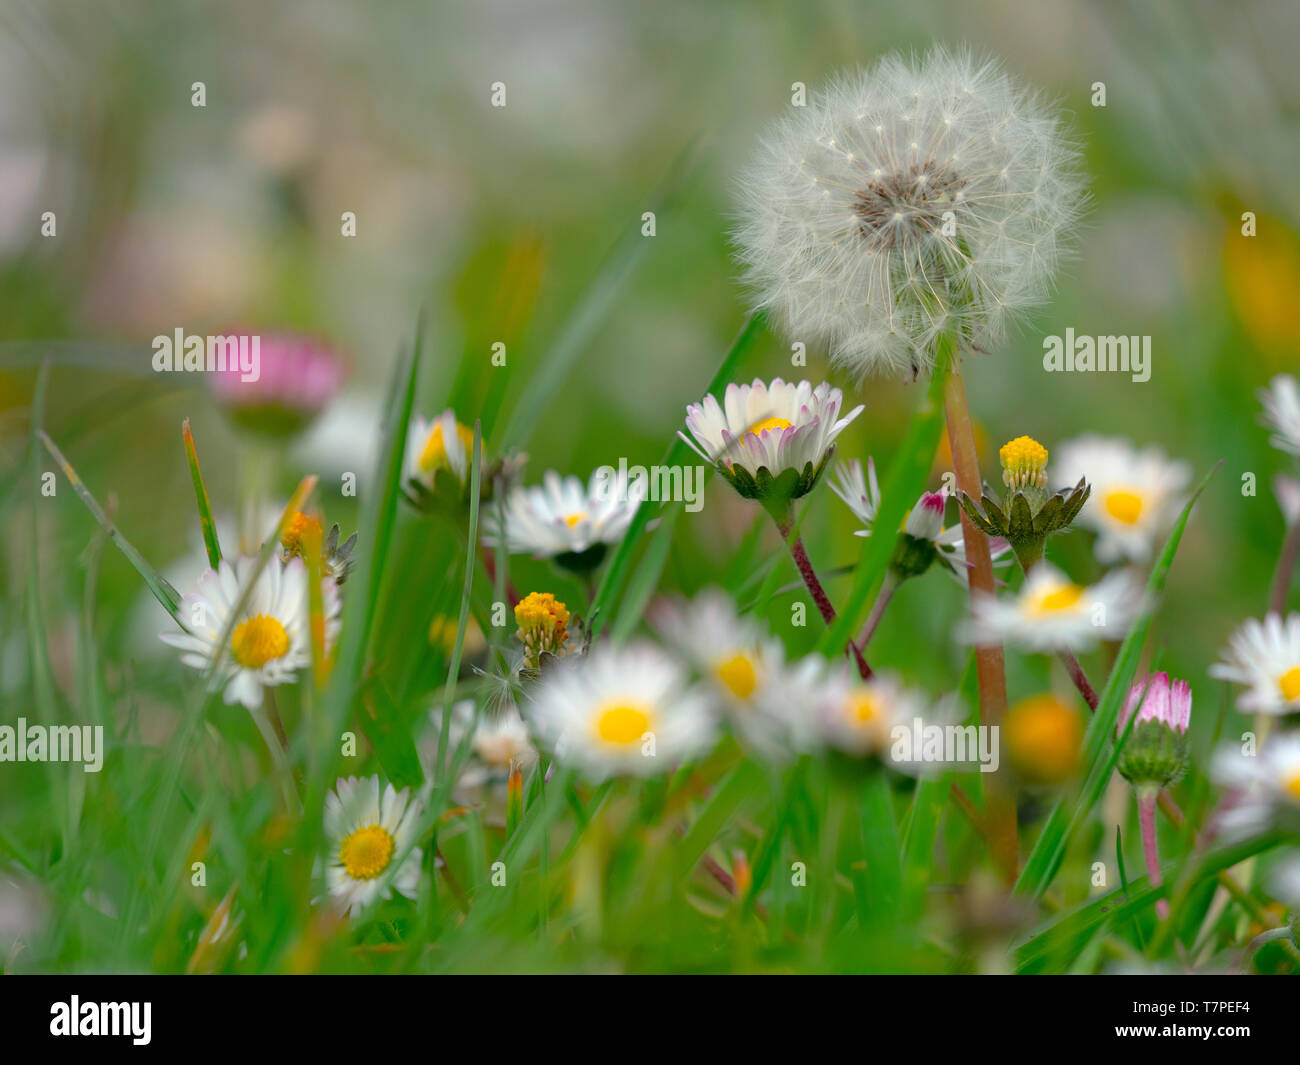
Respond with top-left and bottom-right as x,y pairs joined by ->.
958,434 -> 1090,571
889,490 -> 945,580
1116,672 -> 1191,790
210,331 -> 344,438
514,591 -> 570,669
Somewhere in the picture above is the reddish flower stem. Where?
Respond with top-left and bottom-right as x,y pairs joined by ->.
1138,789 -> 1170,919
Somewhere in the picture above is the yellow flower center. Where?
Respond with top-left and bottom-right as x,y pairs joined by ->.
847,692 -> 880,724
999,435 -> 1049,492
338,824 -> 395,880
594,702 -> 652,746
748,416 -> 793,437
563,512 -> 587,528
230,614 -> 291,669
418,419 -> 474,473
1103,488 -> 1145,526
1281,769 -> 1300,801
1279,666 -> 1300,702
1028,582 -> 1085,616
715,653 -> 758,699
514,591 -> 570,661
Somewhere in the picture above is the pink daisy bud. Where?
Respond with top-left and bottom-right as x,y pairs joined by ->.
903,489 -> 946,541
210,331 -> 345,438
1117,672 -> 1191,792
1120,672 -> 1191,735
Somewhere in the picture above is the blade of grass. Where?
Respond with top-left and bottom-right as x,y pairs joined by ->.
40,429 -> 183,617
182,419 -> 222,568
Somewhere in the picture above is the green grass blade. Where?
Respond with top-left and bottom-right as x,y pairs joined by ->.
40,429 -> 183,617
182,419 -> 222,568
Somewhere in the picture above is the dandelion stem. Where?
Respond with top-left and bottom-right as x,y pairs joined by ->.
1269,518 -> 1300,615
1138,788 -> 1169,920
942,357 -> 1016,882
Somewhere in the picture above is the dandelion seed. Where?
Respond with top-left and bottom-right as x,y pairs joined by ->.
733,46 -> 1085,378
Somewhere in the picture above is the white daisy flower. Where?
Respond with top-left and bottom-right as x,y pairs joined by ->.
964,563 -> 1141,652
1211,734 -> 1300,840
526,642 -> 717,781
1053,435 -> 1191,564
1260,375 -> 1300,457
1209,613 -> 1300,715
404,408 -> 473,490
427,700 -> 537,790
680,378 -> 863,502
808,665 -> 927,759
1274,474 -> 1300,527
734,46 -> 1085,379
483,469 -> 646,565
324,775 -> 423,917
651,588 -> 802,758
159,556 -> 340,711
829,457 -> 881,531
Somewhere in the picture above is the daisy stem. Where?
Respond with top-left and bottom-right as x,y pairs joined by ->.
1269,518 -> 1300,615
942,357 -> 1016,882
772,502 -> 872,679
1138,787 -> 1169,919
1060,649 -> 1099,710
856,571 -> 899,649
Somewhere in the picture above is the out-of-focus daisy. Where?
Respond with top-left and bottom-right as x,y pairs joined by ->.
324,776 -> 423,917
404,408 -> 474,494
526,642 -> 716,780
964,563 -> 1140,652
651,588 -> 797,757
1274,474 -> 1300,527
427,700 -> 537,790
1260,375 -> 1300,457
680,378 -> 862,504
733,46 -> 1085,379
829,457 -> 881,532
1210,613 -> 1300,715
808,666 -> 926,759
209,331 -> 345,437
1269,853 -> 1300,909
1053,435 -> 1190,564
483,469 -> 646,570
1212,733 -> 1300,840
159,556 -> 340,711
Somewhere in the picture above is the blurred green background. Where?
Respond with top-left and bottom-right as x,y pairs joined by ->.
2,0 -> 1299,970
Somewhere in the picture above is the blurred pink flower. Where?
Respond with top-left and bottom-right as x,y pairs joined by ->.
210,331 -> 345,437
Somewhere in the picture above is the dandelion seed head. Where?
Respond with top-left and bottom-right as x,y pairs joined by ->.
733,46 -> 1086,379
